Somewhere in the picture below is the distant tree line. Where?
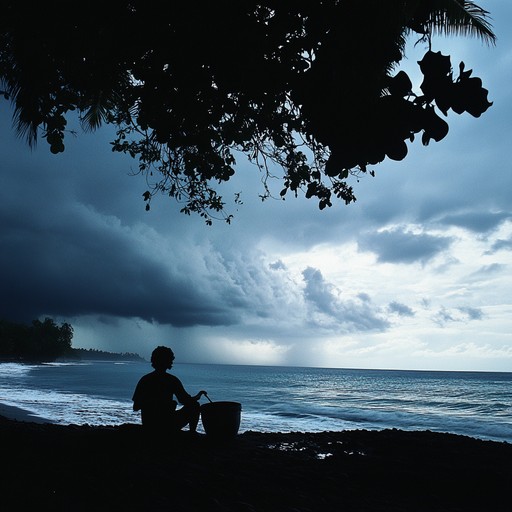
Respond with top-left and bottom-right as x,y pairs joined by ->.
0,318 -> 145,362
68,348 -> 145,362
0,317 -> 73,362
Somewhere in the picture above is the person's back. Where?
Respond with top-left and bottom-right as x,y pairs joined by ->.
132,346 -> 207,435
133,370 -> 179,429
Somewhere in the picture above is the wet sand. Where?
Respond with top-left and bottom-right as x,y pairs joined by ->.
0,402 -> 54,423
1,414 -> 510,511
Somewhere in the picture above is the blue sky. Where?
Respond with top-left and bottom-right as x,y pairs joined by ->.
1,1 -> 510,370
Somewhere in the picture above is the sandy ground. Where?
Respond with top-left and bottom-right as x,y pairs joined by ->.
0,402 -> 53,423
0,412 -> 510,512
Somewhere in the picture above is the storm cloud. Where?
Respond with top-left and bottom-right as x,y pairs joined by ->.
1,2 -> 511,370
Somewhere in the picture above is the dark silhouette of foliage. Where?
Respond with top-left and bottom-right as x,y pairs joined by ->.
68,347 -> 145,362
0,319 -> 144,362
0,1 -> 495,223
0,317 -> 73,362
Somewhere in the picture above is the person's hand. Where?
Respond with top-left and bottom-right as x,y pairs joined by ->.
198,390 -> 209,401
194,390 -> 208,401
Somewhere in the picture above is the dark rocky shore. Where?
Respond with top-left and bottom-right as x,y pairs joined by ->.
1,415 -> 510,511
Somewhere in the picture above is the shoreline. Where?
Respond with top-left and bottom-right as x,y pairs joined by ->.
1,414 -> 510,511
0,402 -> 54,424
1,400 -> 510,444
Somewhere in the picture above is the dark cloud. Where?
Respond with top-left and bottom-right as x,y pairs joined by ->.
488,237 -> 512,253
420,298 -> 431,309
301,267 -> 389,332
302,267 -> 338,315
358,228 -> 453,264
0,204 -> 240,326
467,263 -> 507,281
269,260 -> 286,270
433,306 -> 484,326
458,307 -> 484,321
0,108 -> 286,328
436,211 -> 511,233
357,292 -> 371,303
432,307 -> 456,326
388,301 -> 415,317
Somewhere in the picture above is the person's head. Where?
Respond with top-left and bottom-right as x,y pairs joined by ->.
151,346 -> 175,371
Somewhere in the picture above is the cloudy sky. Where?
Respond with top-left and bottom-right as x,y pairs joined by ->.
1,1 -> 510,371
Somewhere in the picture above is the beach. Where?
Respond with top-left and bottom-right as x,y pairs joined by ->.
1,410 -> 510,511
0,402 -> 53,423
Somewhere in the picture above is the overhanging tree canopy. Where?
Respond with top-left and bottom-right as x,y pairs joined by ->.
0,1 -> 495,223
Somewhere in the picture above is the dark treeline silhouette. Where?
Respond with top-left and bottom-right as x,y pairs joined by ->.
69,347 -> 145,362
0,318 -> 145,362
0,317 -> 73,362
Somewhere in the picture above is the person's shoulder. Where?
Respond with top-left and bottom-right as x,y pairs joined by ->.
138,371 -> 156,382
167,373 -> 183,384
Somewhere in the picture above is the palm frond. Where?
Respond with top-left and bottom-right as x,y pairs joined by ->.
12,107 -> 39,147
80,100 -> 109,132
428,1 -> 496,45
80,73 -> 131,132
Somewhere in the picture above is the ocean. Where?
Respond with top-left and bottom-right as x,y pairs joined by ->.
0,361 -> 510,443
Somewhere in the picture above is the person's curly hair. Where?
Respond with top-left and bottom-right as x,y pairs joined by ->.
150,346 -> 175,370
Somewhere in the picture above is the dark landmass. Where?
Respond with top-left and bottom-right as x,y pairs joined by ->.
0,347 -> 146,364
0,317 -> 146,363
59,347 -> 146,362
1,415 -> 510,512
0,317 -> 73,362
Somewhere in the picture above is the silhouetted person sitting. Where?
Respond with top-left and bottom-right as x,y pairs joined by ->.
132,346 -> 207,436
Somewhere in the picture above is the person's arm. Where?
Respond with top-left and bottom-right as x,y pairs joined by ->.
173,377 -> 207,404
132,379 -> 143,411
191,390 -> 208,401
